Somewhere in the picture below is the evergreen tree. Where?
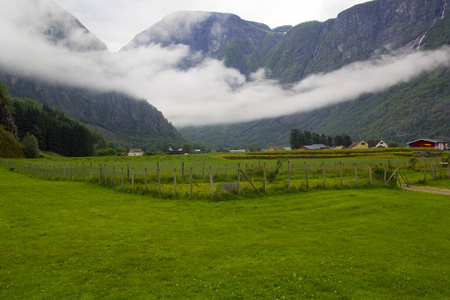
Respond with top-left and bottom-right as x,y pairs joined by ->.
22,133 -> 39,158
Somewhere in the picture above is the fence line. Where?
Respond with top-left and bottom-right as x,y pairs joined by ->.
0,158 -> 448,199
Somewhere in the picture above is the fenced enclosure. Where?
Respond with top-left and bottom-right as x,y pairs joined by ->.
1,155 -> 449,200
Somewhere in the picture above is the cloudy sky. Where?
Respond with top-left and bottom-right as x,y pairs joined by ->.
51,0 -> 371,52
0,0 -> 449,127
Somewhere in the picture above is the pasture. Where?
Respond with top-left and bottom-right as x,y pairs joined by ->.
0,158 -> 449,298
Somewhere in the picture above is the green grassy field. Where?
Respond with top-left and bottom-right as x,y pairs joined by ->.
0,166 -> 449,299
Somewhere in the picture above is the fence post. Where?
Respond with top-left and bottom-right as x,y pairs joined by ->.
76,163 -> 79,177
121,167 -> 124,189
145,168 -> 148,192
182,162 -> 185,177
113,166 -> 116,187
304,162 -> 309,189
104,164 -> 107,184
190,167 -> 193,197
322,162 -> 326,188
340,161 -> 343,187
287,161 -> 290,190
132,168 -> 135,192
209,166 -> 214,199
354,164 -> 358,185
98,164 -> 101,181
174,169 -> 177,197
237,164 -> 241,195
127,163 -> 130,180
424,165 -> 427,182
263,162 -> 267,193
369,164 -> 372,185
432,165 -> 435,181
440,164 -> 443,180
157,165 -> 161,195
82,162 -> 85,180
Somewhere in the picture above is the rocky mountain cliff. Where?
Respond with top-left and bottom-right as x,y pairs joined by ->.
0,0 -> 184,149
124,0 -> 449,83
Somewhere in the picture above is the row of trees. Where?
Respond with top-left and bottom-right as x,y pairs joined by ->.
290,129 -> 353,150
12,97 -> 102,157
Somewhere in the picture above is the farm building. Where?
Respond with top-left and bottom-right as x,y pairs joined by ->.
299,145 -> 320,150
349,141 -> 368,149
407,139 -> 448,150
229,149 -> 246,153
368,140 -> 388,148
269,146 -> 287,151
128,149 -> 144,156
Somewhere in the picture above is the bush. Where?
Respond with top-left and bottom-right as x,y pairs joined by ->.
21,133 -> 39,158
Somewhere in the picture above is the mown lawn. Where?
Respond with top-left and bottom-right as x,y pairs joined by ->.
0,167 -> 449,299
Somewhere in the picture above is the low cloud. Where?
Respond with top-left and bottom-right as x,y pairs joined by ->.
1,0 -> 449,127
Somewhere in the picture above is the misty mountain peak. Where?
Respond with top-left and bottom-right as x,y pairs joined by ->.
121,11 -> 278,55
2,0 -> 108,52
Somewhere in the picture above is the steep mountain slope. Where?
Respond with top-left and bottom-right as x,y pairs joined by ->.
122,11 -> 285,75
0,84 -> 25,158
0,0 -> 184,149
179,68 -> 450,148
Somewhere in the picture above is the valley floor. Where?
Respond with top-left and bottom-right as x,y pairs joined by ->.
0,166 -> 449,299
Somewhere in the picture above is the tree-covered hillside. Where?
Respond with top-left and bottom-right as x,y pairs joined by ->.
179,69 -> 450,149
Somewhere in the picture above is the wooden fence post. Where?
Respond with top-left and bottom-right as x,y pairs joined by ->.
190,167 -> 193,197
158,166 -> 161,195
127,163 -> 130,180
132,168 -> 135,192
263,162 -> 267,193
113,166 -> 116,187
145,168 -> 148,192
174,169 -> 177,197
304,162 -> 309,189
82,162 -> 85,180
322,162 -> 326,188
182,162 -> 185,177
440,164 -> 443,180
287,161 -> 290,190
209,166 -> 214,199
432,165 -> 435,181
237,164 -> 241,195
121,167 -> 124,189
424,165 -> 427,182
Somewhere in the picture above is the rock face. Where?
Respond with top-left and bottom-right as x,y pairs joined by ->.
0,75 -> 184,147
124,0 -> 448,83
0,85 -> 18,139
122,11 -> 285,75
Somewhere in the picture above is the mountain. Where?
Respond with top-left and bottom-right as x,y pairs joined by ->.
123,0 -> 449,83
122,11 -> 285,75
0,0 -> 185,150
0,84 -> 25,158
123,0 -> 447,147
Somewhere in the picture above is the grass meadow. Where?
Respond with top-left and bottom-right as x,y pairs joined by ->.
0,164 -> 449,299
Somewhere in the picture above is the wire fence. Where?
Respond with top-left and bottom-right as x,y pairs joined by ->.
1,158 -> 449,200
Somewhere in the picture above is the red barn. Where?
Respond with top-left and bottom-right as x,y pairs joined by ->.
407,139 -> 448,150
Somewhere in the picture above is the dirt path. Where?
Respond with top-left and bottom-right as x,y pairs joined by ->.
402,186 -> 450,195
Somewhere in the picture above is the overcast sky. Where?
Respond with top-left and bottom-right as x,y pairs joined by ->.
51,0 -> 371,52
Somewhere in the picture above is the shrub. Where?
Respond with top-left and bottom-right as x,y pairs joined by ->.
21,133 -> 40,158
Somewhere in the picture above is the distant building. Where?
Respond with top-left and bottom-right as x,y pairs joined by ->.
407,139 -> 448,150
349,141 -> 368,149
269,146 -> 286,151
128,148 -> 144,156
368,140 -> 388,148
299,145 -> 320,150
312,144 -> 327,150
229,149 -> 246,153
333,146 -> 347,150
